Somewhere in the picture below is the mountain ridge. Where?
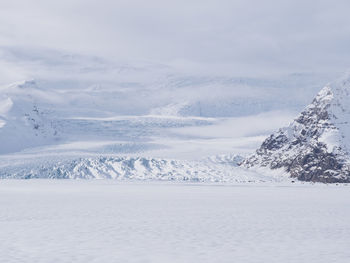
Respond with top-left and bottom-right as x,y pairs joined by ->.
242,73 -> 350,183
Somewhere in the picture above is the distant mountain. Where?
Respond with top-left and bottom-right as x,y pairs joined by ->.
0,71 -> 327,155
0,80 -> 60,153
242,74 -> 350,183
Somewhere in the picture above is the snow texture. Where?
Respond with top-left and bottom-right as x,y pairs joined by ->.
0,181 -> 349,263
0,155 -> 287,183
0,57 -> 348,183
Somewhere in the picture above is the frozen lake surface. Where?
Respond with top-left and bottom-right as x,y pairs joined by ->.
0,181 -> 349,263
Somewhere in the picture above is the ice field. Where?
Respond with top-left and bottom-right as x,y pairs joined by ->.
1,181 -> 349,263
2,2 -> 350,262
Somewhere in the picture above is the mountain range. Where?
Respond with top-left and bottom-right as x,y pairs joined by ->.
1,49 -> 349,183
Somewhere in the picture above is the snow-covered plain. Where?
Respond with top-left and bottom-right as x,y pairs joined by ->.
0,181 -> 349,263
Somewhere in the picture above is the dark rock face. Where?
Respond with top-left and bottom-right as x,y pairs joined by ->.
287,145 -> 349,183
241,81 -> 350,183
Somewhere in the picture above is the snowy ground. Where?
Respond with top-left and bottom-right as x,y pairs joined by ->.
0,180 -> 349,263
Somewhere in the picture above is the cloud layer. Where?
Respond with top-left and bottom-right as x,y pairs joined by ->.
1,0 -> 350,75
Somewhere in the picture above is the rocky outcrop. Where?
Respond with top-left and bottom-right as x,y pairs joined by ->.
242,74 -> 350,183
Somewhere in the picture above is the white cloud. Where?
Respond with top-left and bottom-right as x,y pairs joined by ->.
171,110 -> 297,138
0,0 -> 349,75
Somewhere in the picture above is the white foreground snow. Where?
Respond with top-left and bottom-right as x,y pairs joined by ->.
0,181 -> 349,263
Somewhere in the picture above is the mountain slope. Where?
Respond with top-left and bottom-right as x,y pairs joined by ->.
242,74 -> 350,183
0,80 -> 61,153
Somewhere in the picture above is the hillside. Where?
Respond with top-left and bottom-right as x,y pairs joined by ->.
242,74 -> 350,183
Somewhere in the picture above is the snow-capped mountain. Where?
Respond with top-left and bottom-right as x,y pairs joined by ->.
1,47 -> 345,183
0,67 -> 323,156
242,74 -> 350,183
0,80 -> 61,154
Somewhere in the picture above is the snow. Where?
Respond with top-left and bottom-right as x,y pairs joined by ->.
0,155 -> 289,182
0,181 -> 349,263
0,97 -> 13,117
0,58 -> 330,157
0,47 -> 349,262
326,75 -> 350,153
318,129 -> 340,153
0,77 -> 297,161
242,73 -> 350,182
0,50 -> 348,183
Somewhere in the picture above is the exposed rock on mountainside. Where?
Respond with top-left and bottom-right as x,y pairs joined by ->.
242,74 -> 350,183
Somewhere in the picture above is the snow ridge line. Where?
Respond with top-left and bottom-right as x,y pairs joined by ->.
0,156 -> 283,182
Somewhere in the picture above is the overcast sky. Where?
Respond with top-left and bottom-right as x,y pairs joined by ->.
0,0 -> 350,76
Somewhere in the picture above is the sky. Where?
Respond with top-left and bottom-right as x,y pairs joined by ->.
0,0 -> 350,77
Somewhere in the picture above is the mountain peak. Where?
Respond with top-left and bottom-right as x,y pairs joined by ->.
242,74 -> 350,183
